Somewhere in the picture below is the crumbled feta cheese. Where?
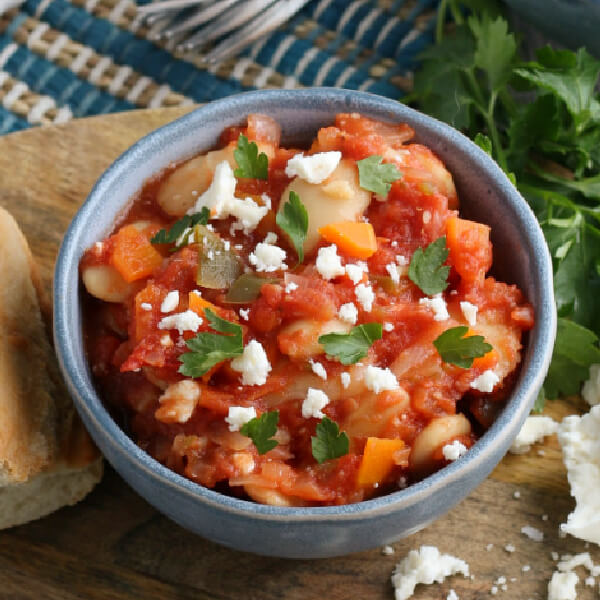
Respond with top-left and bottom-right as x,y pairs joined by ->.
285,281 -> 299,293
460,301 -> 478,326
261,193 -> 272,210
160,334 -> 172,347
302,388 -> 330,419
582,363 -> 600,406
158,310 -> 203,334
339,302 -> 358,325
223,240 -> 230,251
442,440 -> 468,461
557,553 -> 598,574
422,210 -> 431,224
382,545 -> 395,556
391,240 -> 398,248
365,365 -> 399,394
548,571 -> 578,600
396,255 -> 409,266
509,416 -> 559,454
558,407 -> 600,540
384,322 -> 395,332
239,308 -> 249,321
230,340 -> 272,386
490,586 -> 498,595
585,576 -> 595,587
341,372 -> 351,389
355,282 -> 375,312
552,552 -> 560,561
225,406 -> 257,432
522,565 -> 531,573
470,370 -> 500,393
346,261 -> 368,284
263,232 -> 278,245
514,491 -> 521,499
386,262 -> 400,284
505,544 -> 516,553
486,544 -> 494,551
285,151 -> 341,184
316,244 -> 345,280
161,290 -> 180,313
542,514 -> 549,521
309,359 -> 327,381
447,590 -> 458,600
391,546 -> 469,600
140,302 -> 152,311
249,242 -> 287,272
419,293 -> 449,321
157,380 -> 200,423
495,576 -> 506,585
521,525 -> 544,542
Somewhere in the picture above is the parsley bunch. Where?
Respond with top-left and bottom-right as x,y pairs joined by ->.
408,0 -> 600,407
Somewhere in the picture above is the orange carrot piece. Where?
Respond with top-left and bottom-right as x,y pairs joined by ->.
446,216 -> 492,283
463,328 -> 498,371
318,221 -> 378,259
357,437 -> 405,487
188,291 -> 220,317
111,225 -> 163,283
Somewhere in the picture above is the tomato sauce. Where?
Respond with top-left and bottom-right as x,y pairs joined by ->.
80,113 -> 534,506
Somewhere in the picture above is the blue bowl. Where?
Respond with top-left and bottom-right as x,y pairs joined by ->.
54,88 -> 555,558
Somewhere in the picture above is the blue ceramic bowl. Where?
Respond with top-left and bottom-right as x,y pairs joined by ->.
54,88 -> 555,559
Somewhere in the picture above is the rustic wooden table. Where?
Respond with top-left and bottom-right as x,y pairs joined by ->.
0,108 -> 596,599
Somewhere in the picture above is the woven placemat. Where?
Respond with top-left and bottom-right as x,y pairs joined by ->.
0,0 -> 438,135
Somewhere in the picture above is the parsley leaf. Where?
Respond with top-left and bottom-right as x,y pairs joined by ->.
233,134 -> 268,180
474,132 -> 493,155
357,155 -> 402,195
150,208 -> 210,247
318,323 -> 382,365
178,309 -> 243,378
533,387 -> 546,414
433,325 -> 493,368
311,417 -> 349,464
408,237 -> 450,296
240,410 -> 279,455
276,190 -> 308,263
544,318 -> 600,398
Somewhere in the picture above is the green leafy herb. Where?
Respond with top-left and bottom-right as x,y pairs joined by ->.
311,417 -> 349,464
178,309 -> 243,378
233,134 -> 268,180
474,132 -> 493,155
533,388 -> 546,414
224,273 -> 279,303
433,325 -> 493,368
408,237 -> 450,296
240,410 -> 279,455
150,208 -> 210,247
276,191 -> 308,263
318,323 -> 382,365
356,155 -> 402,195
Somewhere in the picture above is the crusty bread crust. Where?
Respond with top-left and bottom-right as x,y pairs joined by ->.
0,207 -> 102,526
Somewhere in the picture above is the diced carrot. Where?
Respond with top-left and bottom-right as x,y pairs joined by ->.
188,291 -> 220,317
134,283 -> 164,342
111,224 -> 163,282
446,216 -> 492,283
357,437 -> 406,487
464,328 -> 498,371
318,221 -> 378,259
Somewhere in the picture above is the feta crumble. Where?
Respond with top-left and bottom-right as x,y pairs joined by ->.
285,151 -> 341,184
585,576 -> 595,587
505,544 -> 515,553
391,546 -> 469,600
316,244 -> 345,280
225,406 -> 257,432
447,590 -> 459,600
419,293 -> 449,321
158,310 -> 203,334
249,242 -> 288,272
442,440 -> 468,461
470,370 -> 499,393
509,416 -> 559,454
384,322 -> 395,332
302,388 -> 330,419
548,571 -> 578,600
365,365 -> 399,394
355,282 -> 375,312
557,553 -> 599,575
382,545 -> 395,556
340,372 -> 351,389
582,363 -> 600,406
263,232 -> 278,245
140,302 -> 152,311
161,290 -> 180,313
239,308 -> 249,321
522,565 -> 531,573
386,262 -> 400,284
460,301 -> 478,326
521,525 -> 544,542
309,359 -> 327,381
230,340 -> 272,386
346,261 -> 368,284
285,281 -> 299,294
339,302 -> 358,325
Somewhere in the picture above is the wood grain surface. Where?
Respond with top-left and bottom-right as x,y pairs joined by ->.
0,108 -> 597,600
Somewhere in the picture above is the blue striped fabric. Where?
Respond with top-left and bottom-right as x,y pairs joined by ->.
0,0 -> 440,134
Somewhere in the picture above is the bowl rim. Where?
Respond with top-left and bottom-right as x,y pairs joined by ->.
54,87 -> 556,520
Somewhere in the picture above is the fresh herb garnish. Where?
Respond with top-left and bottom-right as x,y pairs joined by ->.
311,417 -> 349,464
433,325 -> 492,368
318,323 -> 382,365
408,237 -> 450,296
240,410 -> 279,455
276,191 -> 308,263
150,208 -> 210,247
178,309 -> 243,378
356,155 -> 402,195
233,134 -> 268,180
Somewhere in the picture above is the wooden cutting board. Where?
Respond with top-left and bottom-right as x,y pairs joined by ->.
0,108 -> 596,600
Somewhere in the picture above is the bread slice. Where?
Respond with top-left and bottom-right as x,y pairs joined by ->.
0,207 -> 102,528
